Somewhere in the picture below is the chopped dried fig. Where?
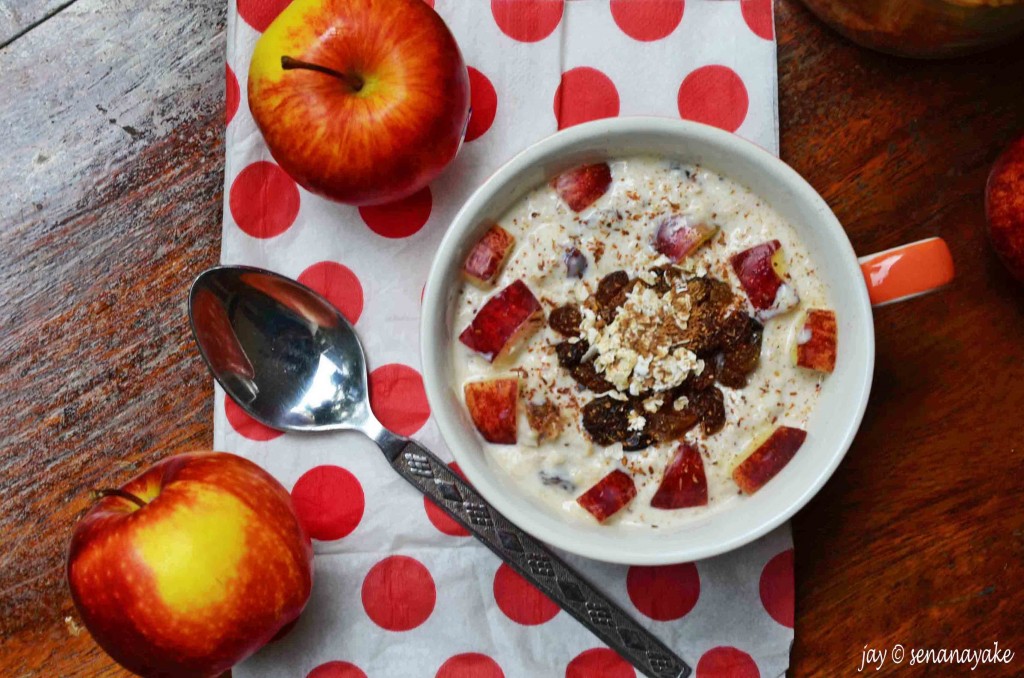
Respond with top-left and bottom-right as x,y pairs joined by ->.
690,387 -> 726,435
526,400 -> 565,442
717,316 -> 763,388
646,401 -> 699,443
581,396 -> 632,446
594,270 -> 631,322
549,304 -> 583,337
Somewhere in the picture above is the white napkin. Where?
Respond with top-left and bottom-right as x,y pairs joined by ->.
219,1 -> 793,676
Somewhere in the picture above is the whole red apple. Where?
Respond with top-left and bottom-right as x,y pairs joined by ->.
987,133 -> 1024,282
248,0 -> 471,206
67,452 -> 313,677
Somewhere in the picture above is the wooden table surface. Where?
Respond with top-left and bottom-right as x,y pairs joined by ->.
2,1 -> 1022,675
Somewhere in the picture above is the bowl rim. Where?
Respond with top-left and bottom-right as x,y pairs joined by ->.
421,116 -> 874,564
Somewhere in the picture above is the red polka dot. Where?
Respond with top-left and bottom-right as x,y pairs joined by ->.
491,0 -> 563,42
626,563 -> 700,622
493,563 -> 559,625
229,161 -> 301,239
436,653 -> 504,678
291,465 -> 365,541
358,187 -> 432,239
677,65 -> 749,133
741,0 -> 774,40
610,0 -> 684,41
696,647 -> 759,678
465,67 -> 498,142
307,661 -> 368,678
369,364 -> 431,435
566,649 -> 636,678
554,67 -> 620,130
226,65 -> 240,126
759,549 -> 794,628
298,262 -> 364,325
237,0 -> 291,32
225,397 -> 283,441
425,462 -> 471,537
422,0 -> 435,6
362,556 -> 436,631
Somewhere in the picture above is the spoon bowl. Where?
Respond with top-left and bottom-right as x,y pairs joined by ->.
189,266 -> 372,433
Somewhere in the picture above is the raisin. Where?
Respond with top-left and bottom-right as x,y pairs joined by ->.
564,247 -> 588,278
539,471 -> 576,492
555,340 -> 587,367
581,396 -> 631,446
549,304 -> 583,337
570,361 -> 615,393
690,387 -> 726,435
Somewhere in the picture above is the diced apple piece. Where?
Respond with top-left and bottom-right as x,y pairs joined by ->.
794,309 -> 838,373
651,443 -> 708,509
730,240 -> 800,320
550,163 -> 612,212
464,378 -> 519,444
577,469 -> 637,522
654,215 -> 719,262
732,426 -> 807,494
459,280 -> 544,362
463,225 -> 516,287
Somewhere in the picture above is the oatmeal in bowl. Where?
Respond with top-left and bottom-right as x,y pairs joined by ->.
452,156 -> 838,528
419,117 -> 926,564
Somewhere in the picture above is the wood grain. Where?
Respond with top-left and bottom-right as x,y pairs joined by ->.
0,0 -> 224,675
0,0 -> 1022,675
777,2 -> 1024,675
0,0 -> 76,46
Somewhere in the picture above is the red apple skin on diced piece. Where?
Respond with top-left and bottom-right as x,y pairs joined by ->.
577,469 -> 637,523
550,163 -> 613,212
732,426 -> 807,494
654,216 -> 719,262
795,309 -> 838,373
463,225 -> 516,287
464,378 -> 518,444
459,280 -> 544,362
651,443 -> 708,509
730,240 -> 799,319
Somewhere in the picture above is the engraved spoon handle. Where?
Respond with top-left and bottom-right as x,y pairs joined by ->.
376,431 -> 692,678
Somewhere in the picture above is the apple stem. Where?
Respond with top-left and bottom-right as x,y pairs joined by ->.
93,488 -> 148,509
280,56 -> 364,92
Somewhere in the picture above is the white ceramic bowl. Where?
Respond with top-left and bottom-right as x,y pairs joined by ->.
421,117 -> 874,565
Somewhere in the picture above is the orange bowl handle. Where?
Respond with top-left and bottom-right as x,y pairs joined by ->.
858,237 -> 954,307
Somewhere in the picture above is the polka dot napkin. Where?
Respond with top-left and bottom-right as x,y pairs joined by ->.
218,1 -> 793,677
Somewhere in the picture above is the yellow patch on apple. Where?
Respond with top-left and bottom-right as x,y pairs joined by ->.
134,484 -> 249,614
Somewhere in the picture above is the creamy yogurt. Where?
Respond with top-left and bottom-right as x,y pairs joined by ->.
451,156 -> 832,529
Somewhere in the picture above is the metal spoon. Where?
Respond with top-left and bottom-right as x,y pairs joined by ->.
188,265 -> 691,678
